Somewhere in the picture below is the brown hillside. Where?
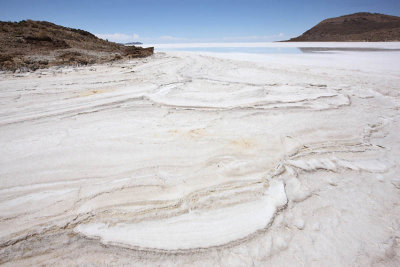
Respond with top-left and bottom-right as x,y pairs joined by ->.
0,20 -> 153,71
287,12 -> 400,42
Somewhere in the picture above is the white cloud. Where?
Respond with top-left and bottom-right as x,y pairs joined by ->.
95,33 -> 140,43
221,34 -> 285,42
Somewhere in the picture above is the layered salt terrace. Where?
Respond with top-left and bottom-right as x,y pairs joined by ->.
1,43 -> 400,265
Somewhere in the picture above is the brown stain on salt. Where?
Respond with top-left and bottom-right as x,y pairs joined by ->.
78,88 -> 115,97
230,138 -> 257,150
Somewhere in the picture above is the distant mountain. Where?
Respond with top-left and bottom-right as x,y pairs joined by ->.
125,42 -> 143,45
287,12 -> 400,42
0,20 -> 153,71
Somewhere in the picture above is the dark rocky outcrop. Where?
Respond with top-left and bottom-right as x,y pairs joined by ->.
0,20 -> 153,71
287,12 -> 400,42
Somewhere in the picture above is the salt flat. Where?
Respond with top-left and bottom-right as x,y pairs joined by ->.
1,43 -> 400,266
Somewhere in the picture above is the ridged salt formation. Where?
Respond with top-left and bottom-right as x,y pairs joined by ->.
1,48 -> 400,265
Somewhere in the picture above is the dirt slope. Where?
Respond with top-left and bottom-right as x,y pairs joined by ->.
0,20 -> 153,71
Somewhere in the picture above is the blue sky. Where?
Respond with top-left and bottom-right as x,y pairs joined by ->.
1,0 -> 400,43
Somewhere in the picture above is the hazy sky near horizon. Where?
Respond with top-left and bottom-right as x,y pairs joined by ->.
1,0 -> 400,43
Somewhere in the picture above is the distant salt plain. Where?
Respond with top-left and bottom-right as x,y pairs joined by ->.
1,42 -> 400,266
150,41 -> 400,55
150,42 -> 400,73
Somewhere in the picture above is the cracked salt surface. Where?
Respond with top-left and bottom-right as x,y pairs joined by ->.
1,42 -> 400,266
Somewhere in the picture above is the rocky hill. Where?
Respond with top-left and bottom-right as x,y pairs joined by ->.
0,20 -> 153,71
287,12 -> 400,42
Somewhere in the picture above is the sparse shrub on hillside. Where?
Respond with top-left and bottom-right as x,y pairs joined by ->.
70,28 -> 95,38
26,30 -> 52,42
0,54 -> 13,63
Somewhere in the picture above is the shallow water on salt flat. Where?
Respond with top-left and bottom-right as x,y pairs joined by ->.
157,46 -> 400,54
149,42 -> 400,55
158,46 -> 302,54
